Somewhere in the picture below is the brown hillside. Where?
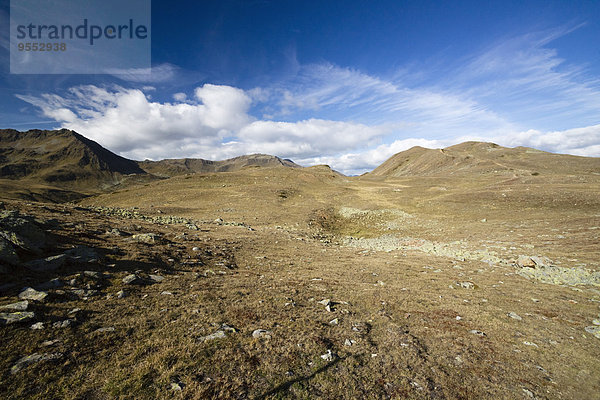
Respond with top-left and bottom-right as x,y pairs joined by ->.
0,129 -> 147,201
138,154 -> 300,177
368,141 -> 600,178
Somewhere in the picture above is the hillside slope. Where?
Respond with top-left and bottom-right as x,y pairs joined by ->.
0,129 -> 147,201
368,142 -> 600,178
138,154 -> 300,177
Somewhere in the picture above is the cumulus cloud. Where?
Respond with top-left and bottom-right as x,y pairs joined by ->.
17,84 -> 254,156
16,84 -> 391,165
501,124 -> 600,157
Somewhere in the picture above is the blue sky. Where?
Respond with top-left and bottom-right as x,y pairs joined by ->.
1,0 -> 599,174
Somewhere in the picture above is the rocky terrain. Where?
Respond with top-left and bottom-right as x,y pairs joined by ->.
1,130 -> 599,399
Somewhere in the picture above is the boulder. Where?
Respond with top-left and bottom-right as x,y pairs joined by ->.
122,274 -> 145,285
132,233 -> 158,244
517,255 -> 552,268
26,254 -> 67,272
0,236 -> 19,265
18,287 -> 48,301
0,210 -> 47,254
0,311 -> 35,325
10,353 -> 62,374
0,300 -> 28,311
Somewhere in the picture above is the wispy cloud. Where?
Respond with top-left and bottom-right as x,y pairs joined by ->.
14,26 -> 600,174
108,63 -> 179,83
451,25 -> 600,130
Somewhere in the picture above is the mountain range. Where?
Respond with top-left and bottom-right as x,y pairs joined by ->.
1,128 -> 598,201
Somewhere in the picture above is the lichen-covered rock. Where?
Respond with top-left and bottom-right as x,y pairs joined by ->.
132,233 -> 158,244
517,265 -> 600,286
516,255 -> 553,268
10,353 -> 62,374
18,287 -> 48,301
0,311 -> 35,325
0,210 -> 47,254
122,274 -> 145,285
0,300 -> 28,311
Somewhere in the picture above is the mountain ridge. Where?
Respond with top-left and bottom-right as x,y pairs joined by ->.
368,141 -> 600,178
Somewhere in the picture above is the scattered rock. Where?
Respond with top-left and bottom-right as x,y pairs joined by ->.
220,323 -> 237,333
65,246 -> 99,263
36,278 -> 63,290
1,300 -> 28,311
198,324 -> 236,342
71,289 -> 97,299
584,326 -> 600,339
197,330 -> 227,342
252,329 -> 272,339
516,255 -> 552,268
170,382 -> 184,391
94,327 -> 115,333
469,330 -> 486,337
0,311 -> 35,325
10,353 -> 62,374
30,322 -> 44,330
507,312 -> 522,321
122,274 -> 145,285
116,290 -> 127,299
161,291 -> 173,296
18,287 -> 48,301
52,320 -> 71,329
522,388 -> 535,398
83,270 -> 101,279
329,318 -> 339,325
320,349 -> 336,362
25,254 -> 67,271
318,299 -> 335,312
344,339 -> 356,346
148,274 -> 165,283
523,341 -> 538,347
456,281 -> 475,289
107,228 -> 124,236
518,264 -> 600,286
132,233 -> 158,244
0,210 -> 47,254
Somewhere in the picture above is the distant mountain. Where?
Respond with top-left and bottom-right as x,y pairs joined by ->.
0,129 -> 302,201
139,154 -> 300,177
0,129 -> 148,201
368,141 -> 600,178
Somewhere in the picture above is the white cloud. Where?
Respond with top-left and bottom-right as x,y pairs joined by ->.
173,92 -> 187,102
501,124 -> 600,157
16,84 -> 391,165
17,84 -> 254,156
108,63 -> 179,83
14,26 -> 600,175
262,62 -> 517,140
452,26 -> 600,130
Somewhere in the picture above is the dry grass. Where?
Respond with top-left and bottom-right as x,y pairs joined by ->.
1,166 -> 599,399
